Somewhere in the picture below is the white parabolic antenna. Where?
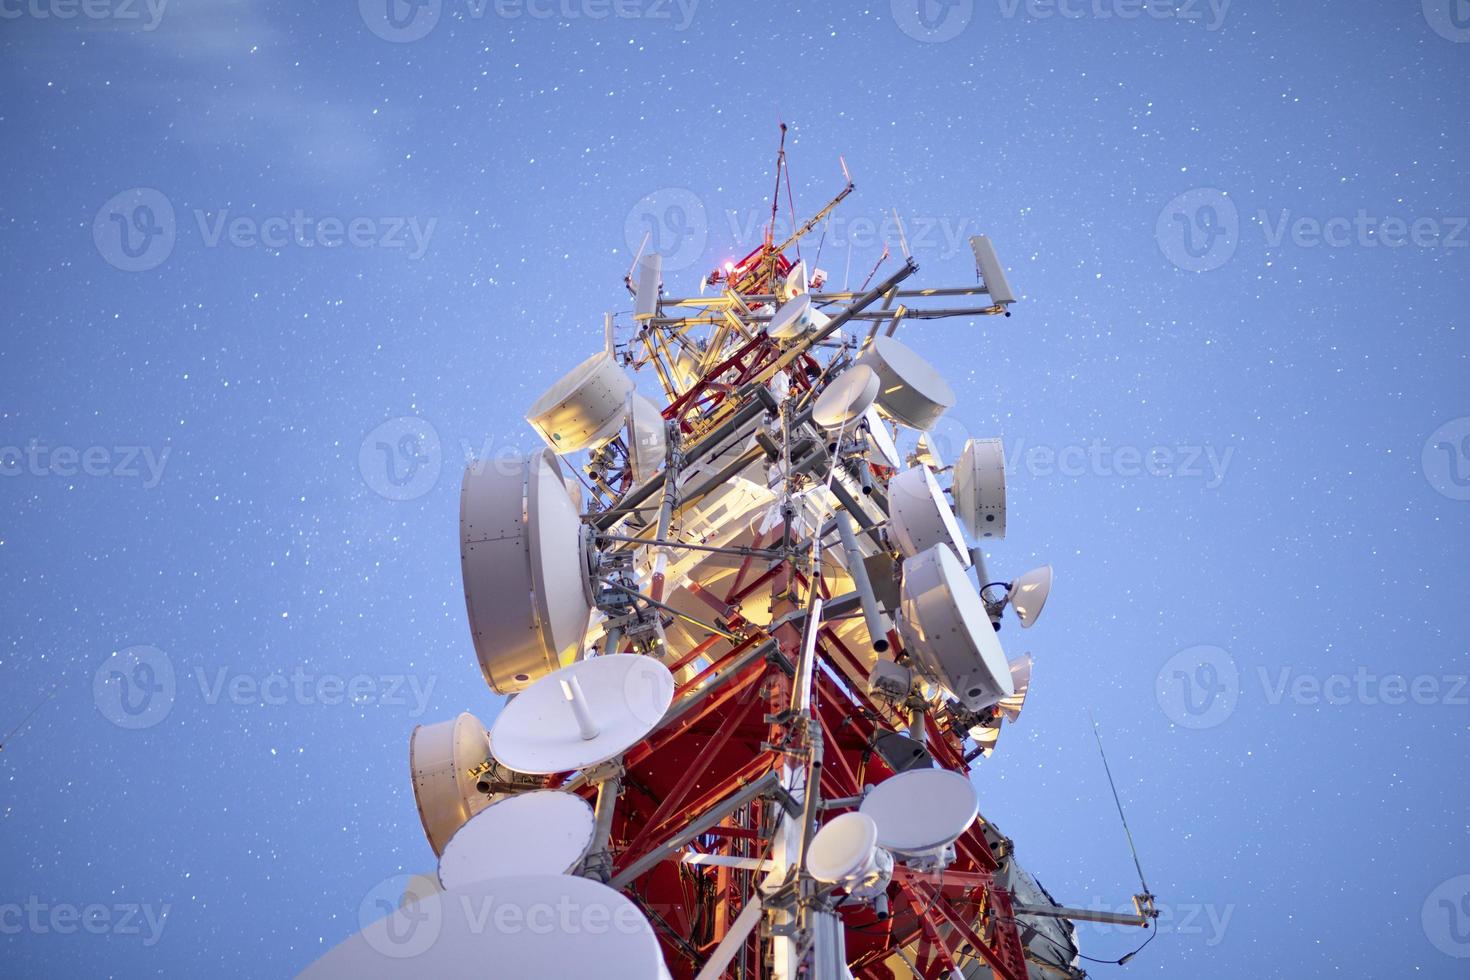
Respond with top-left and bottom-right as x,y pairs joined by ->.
898,543 -> 1015,711
768,293 -> 829,340
627,391 -> 668,485
812,364 -> 880,431
437,790 -> 596,890
1009,565 -> 1053,629
461,449 -> 593,694
863,407 -> 903,470
887,465 -> 970,565
953,437 -> 1007,540
490,654 -> 676,775
860,768 -> 979,858
856,335 -> 956,432
409,712 -> 493,856
806,811 -> 894,901
526,350 -> 636,453
297,874 -> 672,980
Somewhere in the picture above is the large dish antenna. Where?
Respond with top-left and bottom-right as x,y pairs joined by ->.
461,450 -> 594,694
437,790 -> 596,890
855,335 -> 955,431
898,543 -> 1015,711
807,811 -> 893,901
812,365 -> 880,431
526,351 -> 635,453
887,465 -> 970,565
298,874 -> 672,980
953,437 -> 1007,540
489,654 -> 675,774
860,768 -> 979,862
409,712 -> 493,856
768,293 -> 829,340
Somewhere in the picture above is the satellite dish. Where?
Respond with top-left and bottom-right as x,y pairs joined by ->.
887,466 -> 969,566
409,713 -> 493,856
1008,565 -> 1052,628
855,335 -> 956,431
526,351 -> 635,453
298,874 -> 672,980
806,812 -> 893,900
953,438 -> 1007,540
489,654 -> 675,775
967,655 -> 1031,758
860,768 -> 979,861
812,365 -> 880,431
461,450 -> 594,694
862,407 -> 903,470
437,790 -> 596,890
626,392 -> 667,485
768,294 -> 829,340
997,653 -> 1031,722
898,544 -> 1015,711
780,259 -> 808,301
913,432 -> 944,470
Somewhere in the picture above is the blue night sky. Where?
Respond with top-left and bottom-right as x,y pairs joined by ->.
1,1 -> 1467,977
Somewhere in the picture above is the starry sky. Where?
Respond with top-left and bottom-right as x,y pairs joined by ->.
1,1 -> 1467,977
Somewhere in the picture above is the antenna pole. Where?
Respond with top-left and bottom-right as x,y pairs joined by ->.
1089,711 -> 1153,902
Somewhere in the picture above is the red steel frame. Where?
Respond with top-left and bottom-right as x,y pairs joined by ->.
569,547 -> 1029,980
